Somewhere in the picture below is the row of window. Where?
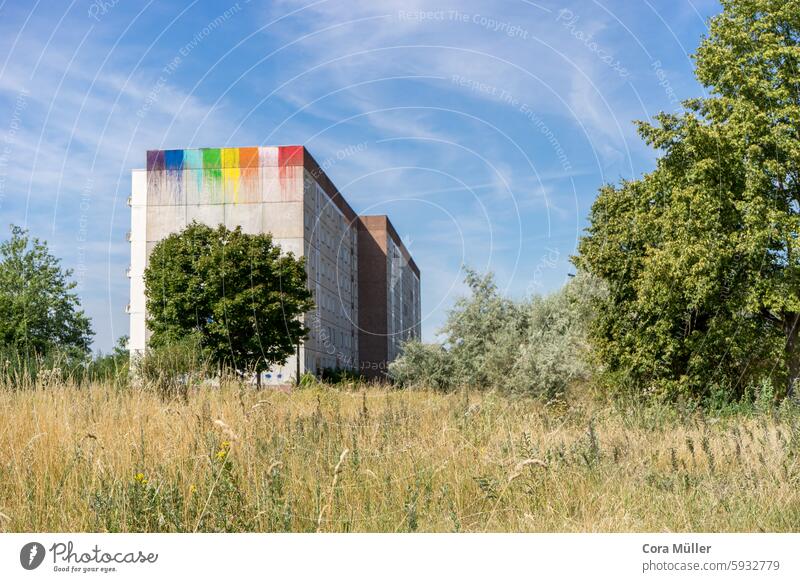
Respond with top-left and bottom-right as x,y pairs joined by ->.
305,214 -> 353,252
306,327 -> 357,364
306,245 -> 356,296
317,288 -> 352,315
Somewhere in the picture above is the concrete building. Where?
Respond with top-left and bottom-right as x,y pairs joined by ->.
357,216 -> 421,376
128,145 -> 420,382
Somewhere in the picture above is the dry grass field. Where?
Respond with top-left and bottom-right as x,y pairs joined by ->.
0,382 -> 799,532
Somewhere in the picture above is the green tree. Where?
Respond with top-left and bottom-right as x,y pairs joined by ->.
0,225 -> 93,357
144,222 -> 313,382
575,0 -> 800,400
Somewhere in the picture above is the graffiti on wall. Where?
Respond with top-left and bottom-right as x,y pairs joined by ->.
145,146 -> 305,205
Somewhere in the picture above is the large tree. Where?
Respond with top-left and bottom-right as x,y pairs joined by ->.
576,0 -> 800,400
144,222 -> 313,381
0,225 -> 93,357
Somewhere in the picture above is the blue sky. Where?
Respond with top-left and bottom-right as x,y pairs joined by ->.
0,0 -> 720,352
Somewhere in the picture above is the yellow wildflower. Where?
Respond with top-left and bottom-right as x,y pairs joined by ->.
215,440 -> 231,460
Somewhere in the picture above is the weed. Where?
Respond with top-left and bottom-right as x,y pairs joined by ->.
0,382 -> 798,532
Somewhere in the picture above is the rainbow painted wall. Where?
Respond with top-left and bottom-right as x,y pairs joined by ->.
145,146 -> 305,205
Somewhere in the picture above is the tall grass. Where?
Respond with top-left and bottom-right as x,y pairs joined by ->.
0,381 -> 798,532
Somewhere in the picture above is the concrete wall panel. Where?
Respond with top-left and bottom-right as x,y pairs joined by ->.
274,237 -> 304,258
186,204 -> 224,228
258,146 -> 278,167
146,170 -> 164,205
263,202 -> 303,238
224,203 -> 262,234
237,167 -> 261,204
261,165 -> 282,203
146,204 -> 187,242
184,169 -> 205,205
278,164 -> 304,202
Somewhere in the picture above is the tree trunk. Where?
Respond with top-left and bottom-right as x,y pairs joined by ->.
295,342 -> 301,387
785,312 -> 800,399
256,370 -> 262,390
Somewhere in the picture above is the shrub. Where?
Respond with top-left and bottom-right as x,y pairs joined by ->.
388,341 -> 455,391
389,269 -> 604,398
85,336 -> 130,388
135,333 -> 211,400
439,269 -> 524,389
508,272 -> 604,399
319,367 -> 365,384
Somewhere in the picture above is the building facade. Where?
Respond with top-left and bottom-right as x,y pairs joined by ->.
357,216 -> 421,376
128,145 -> 420,382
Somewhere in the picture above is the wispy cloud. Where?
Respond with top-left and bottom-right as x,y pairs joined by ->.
0,0 -> 711,347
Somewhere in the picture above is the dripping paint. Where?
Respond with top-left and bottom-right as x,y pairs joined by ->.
146,146 -> 304,206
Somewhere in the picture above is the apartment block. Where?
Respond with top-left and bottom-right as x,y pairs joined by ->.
128,145 -> 420,382
357,216 -> 421,377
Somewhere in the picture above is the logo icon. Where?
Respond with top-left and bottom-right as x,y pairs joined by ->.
20,542 -> 46,570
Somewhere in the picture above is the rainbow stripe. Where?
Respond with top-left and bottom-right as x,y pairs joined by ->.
147,146 -> 304,171
146,146 -> 304,205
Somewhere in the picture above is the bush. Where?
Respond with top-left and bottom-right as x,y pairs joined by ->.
388,341 -> 455,391
389,269 -> 605,398
0,348 -> 88,388
85,336 -> 130,389
508,272 -> 604,399
318,367 -> 365,384
135,333 -> 211,400
438,269 -> 524,389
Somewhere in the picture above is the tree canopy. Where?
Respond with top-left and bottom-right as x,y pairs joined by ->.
575,0 -> 800,400
144,222 -> 313,378
0,225 -> 93,358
